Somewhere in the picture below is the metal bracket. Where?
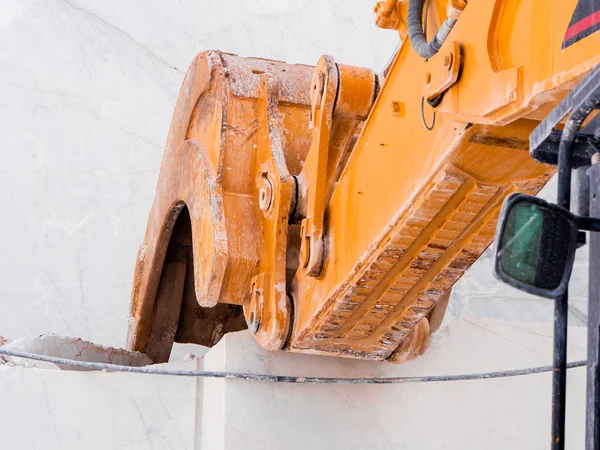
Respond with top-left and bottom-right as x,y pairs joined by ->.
298,56 -> 338,277
530,63 -> 600,168
243,74 -> 293,350
299,56 -> 378,277
424,42 -> 461,103
586,163 -> 600,449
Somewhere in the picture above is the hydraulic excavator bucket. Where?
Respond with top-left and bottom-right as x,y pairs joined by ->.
126,52 -> 315,362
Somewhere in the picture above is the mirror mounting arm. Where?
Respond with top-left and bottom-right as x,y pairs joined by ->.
576,215 -> 600,232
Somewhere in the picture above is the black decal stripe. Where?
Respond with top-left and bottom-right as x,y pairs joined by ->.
563,0 -> 600,49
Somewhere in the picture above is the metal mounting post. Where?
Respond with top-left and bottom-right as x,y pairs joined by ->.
586,163 -> 600,450
551,128 -> 574,450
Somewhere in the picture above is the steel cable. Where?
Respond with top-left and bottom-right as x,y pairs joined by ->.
0,348 -> 586,384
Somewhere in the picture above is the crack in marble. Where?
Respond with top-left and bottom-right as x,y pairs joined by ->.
4,81 -> 165,149
460,317 -> 547,356
197,0 -> 318,43
58,0 -> 183,74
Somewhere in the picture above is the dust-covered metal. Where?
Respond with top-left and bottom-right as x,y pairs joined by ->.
127,52 -> 314,362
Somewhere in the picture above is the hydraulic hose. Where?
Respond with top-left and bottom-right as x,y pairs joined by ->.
407,0 -> 458,59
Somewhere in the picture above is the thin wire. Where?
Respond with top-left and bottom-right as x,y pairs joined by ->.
0,348 -> 586,384
421,97 -> 436,130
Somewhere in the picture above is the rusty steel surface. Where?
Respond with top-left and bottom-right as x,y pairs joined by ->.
129,0 -> 600,364
127,52 -> 314,362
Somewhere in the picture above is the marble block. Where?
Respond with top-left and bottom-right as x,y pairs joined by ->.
197,319 -> 587,450
0,359 -> 199,449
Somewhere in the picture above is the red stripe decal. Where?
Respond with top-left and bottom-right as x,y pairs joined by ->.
565,10 -> 600,42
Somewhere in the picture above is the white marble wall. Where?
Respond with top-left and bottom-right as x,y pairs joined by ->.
0,0 -> 398,346
0,360 -> 199,449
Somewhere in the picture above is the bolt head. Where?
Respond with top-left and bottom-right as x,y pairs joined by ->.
443,55 -> 452,68
258,175 -> 273,211
248,290 -> 263,334
299,221 -> 311,268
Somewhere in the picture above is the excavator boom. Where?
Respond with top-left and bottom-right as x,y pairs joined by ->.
127,0 -> 600,363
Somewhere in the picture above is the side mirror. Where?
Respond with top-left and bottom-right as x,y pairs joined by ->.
493,194 -> 578,299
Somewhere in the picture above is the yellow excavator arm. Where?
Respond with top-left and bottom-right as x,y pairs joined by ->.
126,0 -> 600,363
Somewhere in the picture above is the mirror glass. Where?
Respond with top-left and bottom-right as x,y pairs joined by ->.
497,200 -> 574,292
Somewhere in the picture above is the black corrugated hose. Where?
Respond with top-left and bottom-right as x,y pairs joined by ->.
407,0 -> 458,59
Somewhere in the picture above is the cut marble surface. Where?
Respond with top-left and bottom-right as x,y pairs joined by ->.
199,321 -> 588,450
0,319 -> 586,449
0,360 -> 199,450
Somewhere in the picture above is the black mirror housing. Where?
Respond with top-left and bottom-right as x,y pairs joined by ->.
493,193 -> 578,299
